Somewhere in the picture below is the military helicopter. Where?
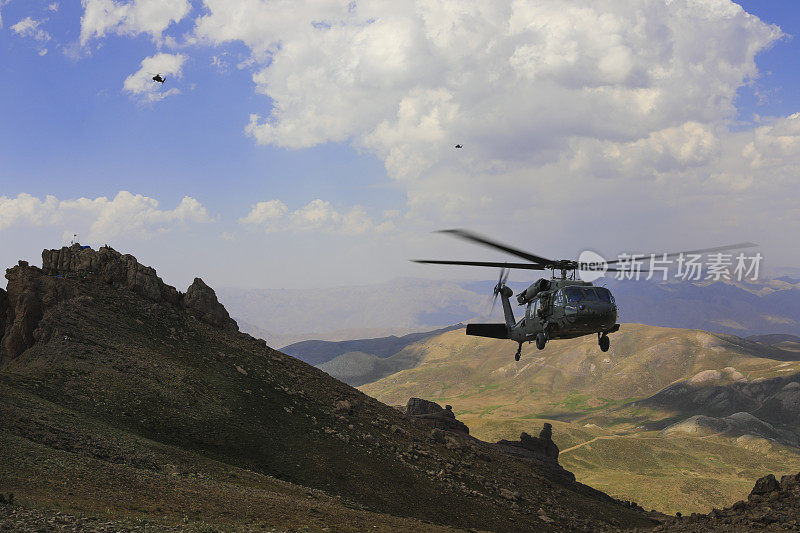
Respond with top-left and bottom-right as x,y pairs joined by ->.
151,73 -> 166,84
413,229 -> 756,360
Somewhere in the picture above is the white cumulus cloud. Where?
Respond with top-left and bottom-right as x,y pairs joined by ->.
239,199 -> 391,235
11,17 -> 51,42
80,0 -> 191,45
0,191 -> 211,242
123,52 -> 185,102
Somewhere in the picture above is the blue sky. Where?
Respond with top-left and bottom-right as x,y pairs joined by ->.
1,1 -> 799,290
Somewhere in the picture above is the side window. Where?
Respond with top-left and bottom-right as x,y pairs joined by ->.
532,299 -> 540,316
554,290 -> 564,307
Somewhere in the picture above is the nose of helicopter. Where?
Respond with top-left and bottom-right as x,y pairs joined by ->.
568,301 -> 617,329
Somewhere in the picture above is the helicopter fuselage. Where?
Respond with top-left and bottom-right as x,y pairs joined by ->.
466,278 -> 619,351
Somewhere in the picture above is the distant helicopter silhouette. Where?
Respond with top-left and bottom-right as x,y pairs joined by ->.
455,144 -> 463,149
151,73 -> 166,84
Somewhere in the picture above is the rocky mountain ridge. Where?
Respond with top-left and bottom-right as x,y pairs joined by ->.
0,244 -> 235,367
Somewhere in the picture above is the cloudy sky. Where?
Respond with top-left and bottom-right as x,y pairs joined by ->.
1,0 -> 799,290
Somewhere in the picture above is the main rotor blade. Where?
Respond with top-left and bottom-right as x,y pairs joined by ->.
604,242 -> 758,265
438,229 -> 554,266
412,259 -> 547,270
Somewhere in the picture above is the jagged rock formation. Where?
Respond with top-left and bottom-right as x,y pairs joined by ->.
183,277 -> 237,331
497,424 -> 561,461
655,472 -> 800,531
405,397 -> 576,487
405,397 -> 470,435
405,398 -> 561,464
1,244 -> 237,367
41,245 -> 181,305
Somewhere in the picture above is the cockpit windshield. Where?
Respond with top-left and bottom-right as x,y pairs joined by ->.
594,287 -> 614,304
562,286 -> 615,304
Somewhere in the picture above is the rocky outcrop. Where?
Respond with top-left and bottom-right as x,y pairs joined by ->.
0,289 -> 7,342
405,398 -> 469,435
41,244 -> 181,305
1,245 -> 238,367
750,474 -> 781,496
184,278 -> 238,332
2,260 -> 76,364
656,472 -> 800,531
496,424 -> 560,462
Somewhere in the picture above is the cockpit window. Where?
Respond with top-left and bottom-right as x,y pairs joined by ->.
563,286 -> 605,302
554,290 -> 565,307
593,287 -> 614,303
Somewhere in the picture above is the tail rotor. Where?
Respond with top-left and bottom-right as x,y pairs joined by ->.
490,267 -> 509,314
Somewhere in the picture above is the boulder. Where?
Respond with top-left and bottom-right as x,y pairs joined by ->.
183,278 -> 238,331
750,474 -> 780,497
405,398 -> 469,435
406,397 -> 444,416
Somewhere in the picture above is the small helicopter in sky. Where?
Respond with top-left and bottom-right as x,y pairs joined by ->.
151,73 -> 166,84
414,229 -> 756,360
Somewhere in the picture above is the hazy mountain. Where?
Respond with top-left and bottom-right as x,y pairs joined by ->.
283,324 -> 464,366
0,245 -> 656,531
219,276 -> 800,347
748,333 -> 800,352
216,279 -> 489,347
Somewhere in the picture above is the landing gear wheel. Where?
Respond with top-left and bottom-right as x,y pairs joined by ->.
514,343 -> 522,361
599,334 -> 610,352
535,333 -> 547,350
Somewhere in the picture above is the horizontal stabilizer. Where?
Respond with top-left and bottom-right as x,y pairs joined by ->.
466,323 -> 509,339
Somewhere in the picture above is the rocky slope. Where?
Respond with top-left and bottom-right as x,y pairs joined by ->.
0,245 -> 656,532
656,472 -> 800,531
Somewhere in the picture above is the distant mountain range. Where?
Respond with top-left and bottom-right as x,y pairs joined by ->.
218,276 -> 800,347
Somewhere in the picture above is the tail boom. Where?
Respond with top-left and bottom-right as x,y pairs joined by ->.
466,323 -> 509,339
